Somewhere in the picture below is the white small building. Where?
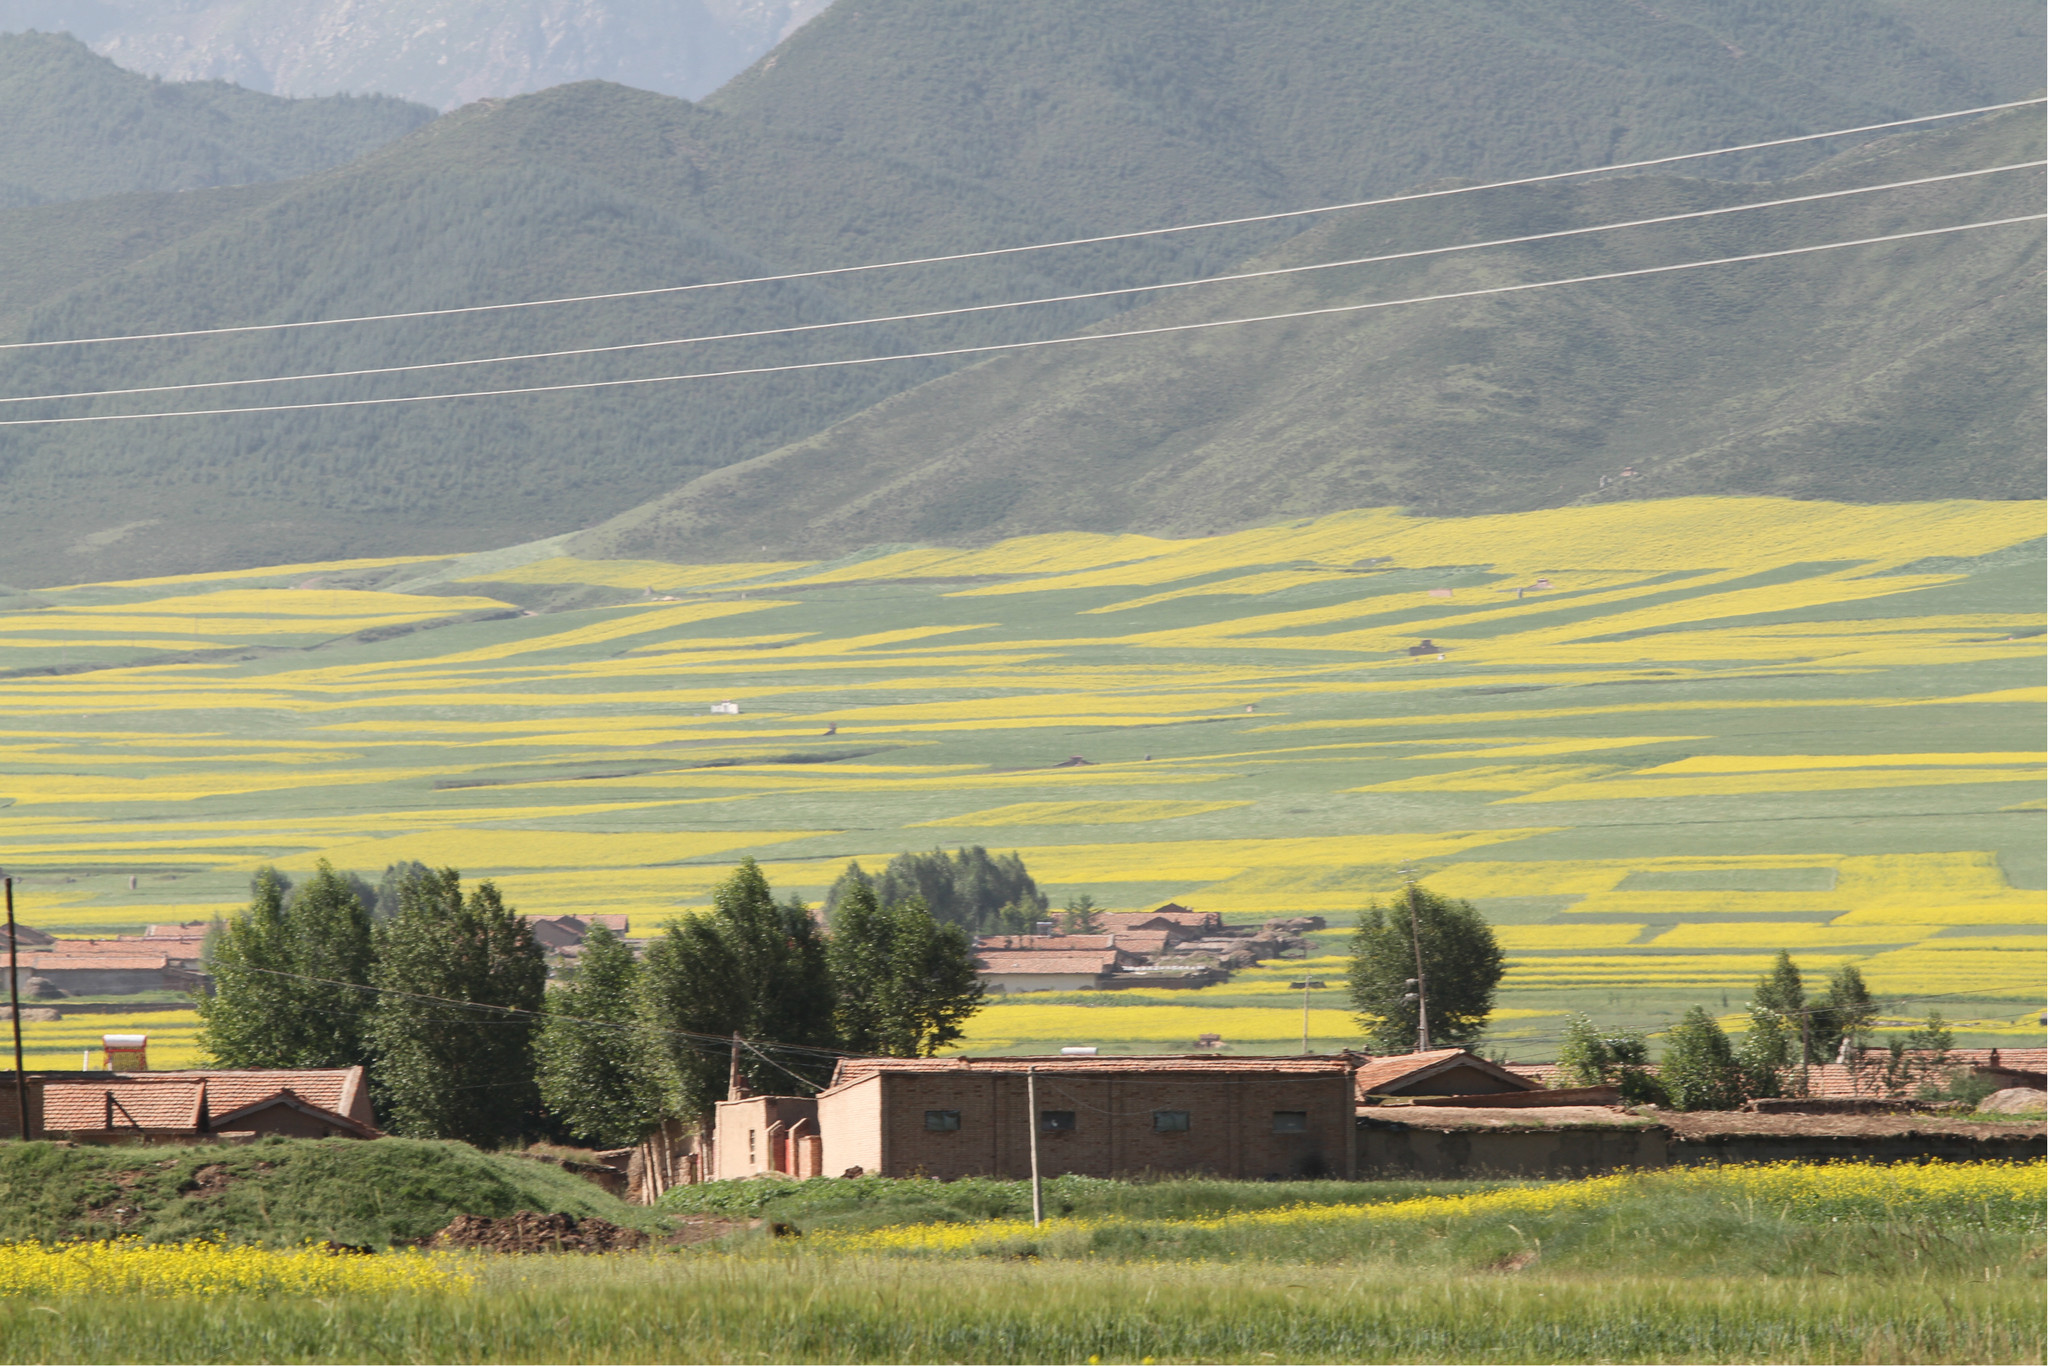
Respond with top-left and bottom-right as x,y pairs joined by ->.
709,701 -> 741,715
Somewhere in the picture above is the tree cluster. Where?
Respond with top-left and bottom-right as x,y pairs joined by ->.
1346,885 -> 1505,1052
826,847 -> 1048,936
199,855 -> 986,1150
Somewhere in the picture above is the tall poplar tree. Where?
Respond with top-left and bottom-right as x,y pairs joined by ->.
198,862 -> 374,1068
830,883 -> 983,1057
536,924 -> 665,1147
638,859 -> 838,1116
366,868 -> 546,1145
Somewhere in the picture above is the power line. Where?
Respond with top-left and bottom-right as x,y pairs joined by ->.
2,97 -> 2037,355
11,160 -> 2034,410
2,213 -> 2035,429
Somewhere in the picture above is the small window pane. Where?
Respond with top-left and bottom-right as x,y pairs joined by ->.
1272,1110 -> 1309,1134
1153,1109 -> 1191,1133
1039,1110 -> 1077,1132
924,1109 -> 961,1132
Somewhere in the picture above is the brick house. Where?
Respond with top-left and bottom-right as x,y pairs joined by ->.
815,1055 -> 1357,1180
974,949 -> 1125,993
711,1094 -> 822,1179
2,1066 -> 380,1143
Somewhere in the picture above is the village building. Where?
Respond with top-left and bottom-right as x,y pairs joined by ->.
1352,1048 -> 1548,1103
973,949 -> 1126,993
813,1055 -> 1356,1180
711,1094 -> 822,1179
0,1066 -> 380,1143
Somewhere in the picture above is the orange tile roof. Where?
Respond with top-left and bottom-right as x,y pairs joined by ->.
44,1081 -> 205,1132
22,953 -> 169,971
973,951 -> 1120,974
1352,1049 -> 1543,1095
974,935 -> 1117,952
830,1054 -> 1353,1087
140,1067 -> 371,1126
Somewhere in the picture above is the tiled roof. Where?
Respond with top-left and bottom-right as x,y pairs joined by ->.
831,1054 -> 1353,1087
1504,1063 -> 1569,1086
44,1081 -> 205,1132
1855,1047 -> 2046,1070
211,1089 -> 381,1138
974,935 -> 1117,952
0,923 -> 54,947
22,953 -> 169,971
144,923 -> 210,939
1098,910 -> 1217,931
974,951 -> 1120,974
1107,932 -> 1177,953
141,1067 -> 370,1126
1352,1049 -> 1544,1095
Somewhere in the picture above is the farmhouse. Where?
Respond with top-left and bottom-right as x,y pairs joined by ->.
712,1094 -> 822,1179
814,1055 -> 1356,1180
974,949 -> 1124,993
1353,1048 -> 1546,1102
0,1066 -> 381,1143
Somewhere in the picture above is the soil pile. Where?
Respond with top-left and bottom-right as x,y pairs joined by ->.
432,1211 -> 648,1252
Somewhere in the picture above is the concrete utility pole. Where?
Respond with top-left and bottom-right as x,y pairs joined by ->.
1026,1066 -> 1043,1227
1290,979 -> 1326,1054
1403,868 -> 1431,1052
6,877 -> 27,1140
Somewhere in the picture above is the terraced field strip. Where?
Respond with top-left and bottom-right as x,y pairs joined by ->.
1,497 -> 2039,1051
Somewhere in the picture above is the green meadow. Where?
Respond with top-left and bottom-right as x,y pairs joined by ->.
1,497 -> 2041,1060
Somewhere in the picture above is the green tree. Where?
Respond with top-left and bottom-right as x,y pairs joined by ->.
1346,884 -> 1504,1052
831,883 -> 983,1057
535,924 -> 666,1148
1735,1003 -> 1793,1099
1815,963 -> 1878,1062
1060,894 -> 1102,936
198,862 -> 375,1069
821,861 -> 874,924
1659,1006 -> 1746,1111
1554,1013 -> 1660,1103
365,869 -> 547,1145
872,847 -> 1047,935
638,858 -> 838,1117
1752,948 -> 1817,1060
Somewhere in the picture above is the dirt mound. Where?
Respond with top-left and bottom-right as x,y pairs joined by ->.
1978,1087 -> 2047,1115
431,1211 -> 648,1253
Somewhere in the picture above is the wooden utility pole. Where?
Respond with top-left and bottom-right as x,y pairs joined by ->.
6,878 -> 27,1140
1026,1066 -> 1043,1227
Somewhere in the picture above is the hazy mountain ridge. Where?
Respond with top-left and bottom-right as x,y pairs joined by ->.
0,30 -> 431,204
0,0 -> 2039,585
0,0 -> 829,108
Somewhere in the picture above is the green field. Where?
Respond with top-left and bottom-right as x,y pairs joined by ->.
0,1159 -> 2038,1363
2,496 -> 2042,1060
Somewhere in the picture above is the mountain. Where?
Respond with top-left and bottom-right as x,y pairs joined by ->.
0,0 -> 829,109
574,109 -> 2045,561
0,0 -> 2040,585
0,31 -> 432,204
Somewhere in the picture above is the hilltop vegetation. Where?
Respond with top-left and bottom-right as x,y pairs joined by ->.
0,32 -> 432,205
0,0 -> 2041,584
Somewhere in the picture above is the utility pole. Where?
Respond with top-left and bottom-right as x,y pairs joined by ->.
1026,1066 -> 1043,1227
1289,979 -> 1326,1054
1800,1010 -> 1812,1098
6,878 -> 27,1140
1403,866 -> 1431,1052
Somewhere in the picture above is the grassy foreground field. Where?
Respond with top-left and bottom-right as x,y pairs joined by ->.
0,1161 -> 2037,1363
1,496 -> 2042,1057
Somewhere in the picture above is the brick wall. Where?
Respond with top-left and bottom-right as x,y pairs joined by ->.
712,1095 -> 818,1180
837,1070 -> 1354,1180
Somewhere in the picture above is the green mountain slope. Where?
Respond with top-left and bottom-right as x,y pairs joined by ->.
0,31 -> 433,205
0,2 -> 2038,585
578,111 -> 2044,561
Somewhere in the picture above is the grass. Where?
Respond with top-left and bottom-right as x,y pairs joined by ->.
0,1163 -> 2035,1363
0,497 -> 2041,1060
0,1138 -> 664,1248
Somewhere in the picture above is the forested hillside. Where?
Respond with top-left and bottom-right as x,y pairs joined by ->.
0,0 -> 2039,585
581,111 -> 2044,561
0,32 -> 432,205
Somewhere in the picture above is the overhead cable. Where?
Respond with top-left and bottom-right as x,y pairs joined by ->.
2,214 -> 2037,429
8,160 -> 2036,408
1,97 -> 2038,354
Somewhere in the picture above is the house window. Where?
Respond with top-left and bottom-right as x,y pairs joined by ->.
1039,1110 -> 1077,1132
1272,1111 -> 1309,1134
925,1109 -> 961,1131
748,1129 -> 757,1160
1153,1109 -> 1191,1133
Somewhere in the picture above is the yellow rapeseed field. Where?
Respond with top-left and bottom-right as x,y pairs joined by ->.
0,1240 -> 469,1297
